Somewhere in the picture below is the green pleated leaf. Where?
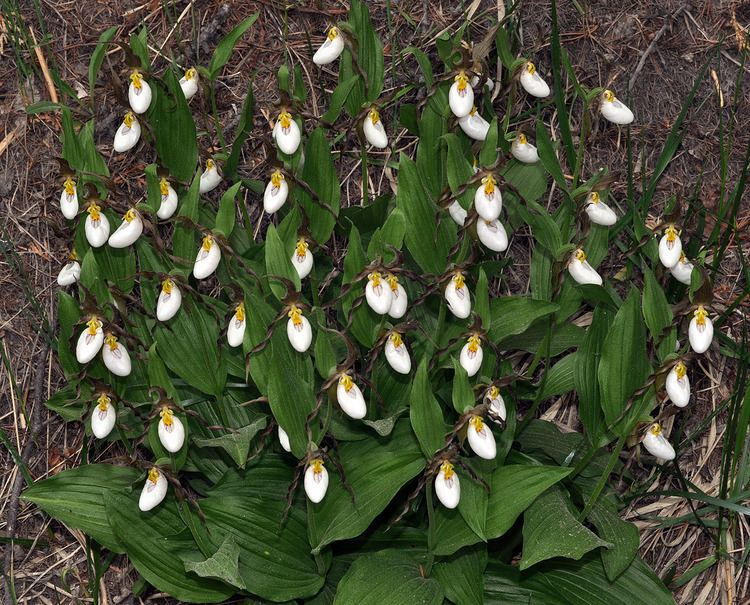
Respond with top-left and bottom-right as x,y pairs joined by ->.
265,223 -> 300,299
192,417 -> 267,469
433,544 -> 487,605
488,297 -> 558,344
334,550 -> 443,605
589,500 -> 640,582
409,359 -> 446,458
214,181 -> 241,238
433,499 -> 484,557
171,171 -> 201,269
208,14 -> 259,80
88,26 -> 118,101
537,353 -> 576,400
183,534 -> 246,590
575,306 -> 611,442
452,359 -> 475,414
225,81 -> 255,180
479,118 -> 499,167
535,119 -> 568,192
642,268 -> 673,341
322,75 -> 358,123
297,128 -> 341,244
56,291 -> 81,379
22,464 -> 139,553
475,267 -> 491,329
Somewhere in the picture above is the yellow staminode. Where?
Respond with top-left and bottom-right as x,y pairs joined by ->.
386,274 -> 399,292
184,67 -> 196,80
590,191 -> 600,203
69,250 -> 78,261
206,158 -> 215,170
162,279 -> 173,295
467,334 -> 481,353
124,208 -> 137,222
278,111 -> 292,129
235,302 -> 245,322
518,133 -> 527,145
64,177 -> 76,196
482,174 -> 496,196
679,251 -> 687,263
87,203 -> 101,221
603,89 -> 615,103
148,467 -> 160,484
86,317 -> 102,335
574,248 -> 587,262
123,112 -> 135,128
289,305 -> 303,326
97,393 -> 111,411
455,70 -> 469,91
390,331 -> 403,348
489,385 -> 500,400
665,225 -> 679,242
694,305 -> 708,327
526,62 -> 536,75
271,169 -> 284,188
453,271 -> 465,289
160,178 -> 169,196
469,106 -> 477,116
104,333 -> 119,351
327,27 -> 339,40
160,406 -> 174,427
649,423 -> 662,437
202,235 -> 214,251
469,415 -> 485,433
296,238 -> 308,259
368,271 -> 383,287
339,373 -> 354,392
369,108 -> 381,125
440,460 -> 455,480
675,361 -> 687,379
310,458 -> 325,474
130,70 -> 143,90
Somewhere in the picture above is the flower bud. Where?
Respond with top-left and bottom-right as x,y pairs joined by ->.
278,425 -> 292,452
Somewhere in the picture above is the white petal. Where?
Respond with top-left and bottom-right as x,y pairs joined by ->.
274,119 -> 301,155
601,96 -> 634,125
434,469 -> 460,509
665,370 -> 691,408
585,196 -> 618,226
292,249 -> 314,279
91,403 -> 116,439
313,34 -> 345,65
486,393 -> 507,423
156,286 -> 182,322
113,119 -> 141,152
199,166 -> 222,194
384,339 -> 411,374
670,258 -> 694,285
304,465 -> 329,503
568,258 -> 603,286
138,471 -> 168,512
193,242 -> 221,279
520,68 -> 550,98
473,185 -> 502,222
157,185 -> 178,219
57,261 -> 81,286
85,214 -> 111,248
449,81 -> 474,118
658,234 -> 683,268
467,419 -> 497,460
179,76 -> 198,100
444,281 -> 471,319
477,219 -> 508,252
108,213 -> 143,248
365,279 -> 393,315
263,179 -> 289,214
60,188 -> 79,219
128,79 -> 152,114
459,343 -> 483,377
387,284 -> 408,319
76,326 -> 104,364
336,381 -> 367,420
363,117 -> 388,148
158,415 -> 185,453
287,316 -> 312,352
227,316 -> 246,348
448,201 -> 468,226
458,112 -> 489,141
102,342 -> 132,377
278,426 -> 292,452
510,140 -> 539,164
688,316 -> 713,354
643,430 -> 675,461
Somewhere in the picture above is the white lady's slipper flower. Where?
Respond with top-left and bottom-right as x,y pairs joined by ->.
510,133 -> 539,164
670,253 -> 694,285
227,302 -> 246,348
85,203 -> 110,248
386,274 -> 408,319
467,415 -> 496,460
76,317 -> 104,364
459,334 -> 483,377
193,235 -> 221,279
291,238 -> 313,279
158,407 -> 185,453
435,460 -> 460,509
519,61 -> 550,98
263,169 -> 288,214
304,458 -> 329,503
287,305 -> 312,352
470,75 -> 494,90
584,191 -> 617,226
365,271 -> 393,315
156,278 -> 181,321
568,248 -> 603,286
199,159 -> 222,194
108,208 -> 143,248
278,425 -> 292,453
642,423 -> 675,461
273,110 -> 301,155
449,70 -> 474,118
448,200 -> 468,226
102,333 -> 132,377
385,331 -> 411,374
658,225 -> 682,269
60,176 -> 78,219
90,393 -> 116,439
485,386 -> 507,423
113,112 -> 141,153
363,107 -> 388,148
458,107 -> 490,141
474,174 -> 502,222
336,373 -> 367,420
665,361 -> 690,408
157,178 -> 178,220
128,70 -> 152,114
600,89 -> 634,125
139,468 -> 168,512
477,219 -> 509,252
444,271 -> 471,319
688,305 -> 713,354
313,27 -> 345,65
179,67 -> 199,100
57,255 -> 81,286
